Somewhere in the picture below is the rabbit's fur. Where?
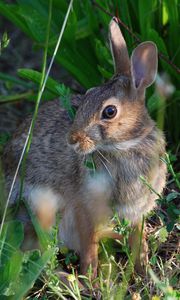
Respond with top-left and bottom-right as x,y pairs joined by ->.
3,18 -> 166,277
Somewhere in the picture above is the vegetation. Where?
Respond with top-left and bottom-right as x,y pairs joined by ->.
0,0 -> 179,299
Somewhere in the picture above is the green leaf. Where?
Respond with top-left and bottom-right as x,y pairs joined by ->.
13,248 -> 55,300
117,0 -> 133,47
0,133 -> 11,146
162,2 -> 169,25
0,221 -> 24,256
84,154 -> 96,171
76,18 -> 92,40
147,29 -> 168,56
0,221 -> 24,296
63,10 -> 77,45
0,251 -> 23,296
138,1 -> 155,38
157,227 -> 168,243
65,252 -> 78,265
166,221 -> 175,232
164,0 -> 179,39
0,3 -> 31,37
55,47 -> 101,88
0,31 -> 10,55
56,85 -> 75,120
97,66 -> 112,79
166,192 -> 179,202
95,39 -> 113,67
150,255 -> 157,266
0,72 -> 34,88
18,68 -> 60,95
147,93 -> 162,115
84,160 -> 95,170
18,69 -> 76,116
173,209 -> 180,215
18,5 -> 48,43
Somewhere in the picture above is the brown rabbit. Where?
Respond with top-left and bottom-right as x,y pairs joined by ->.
3,18 -> 166,278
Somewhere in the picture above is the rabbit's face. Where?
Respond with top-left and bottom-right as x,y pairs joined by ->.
68,18 -> 157,155
68,77 -> 152,154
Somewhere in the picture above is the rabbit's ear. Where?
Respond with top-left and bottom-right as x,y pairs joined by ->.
131,42 -> 158,89
109,18 -> 130,75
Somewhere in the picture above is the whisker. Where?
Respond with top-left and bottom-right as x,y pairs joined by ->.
97,154 -> 114,181
82,154 -> 86,164
97,150 -> 111,165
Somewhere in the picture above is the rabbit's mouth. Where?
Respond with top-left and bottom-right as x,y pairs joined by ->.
70,142 -> 96,155
68,132 -> 96,155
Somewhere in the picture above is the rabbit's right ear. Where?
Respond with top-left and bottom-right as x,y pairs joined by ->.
109,18 -> 130,76
131,42 -> 158,90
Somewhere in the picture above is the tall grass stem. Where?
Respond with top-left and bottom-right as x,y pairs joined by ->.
0,0 -> 74,237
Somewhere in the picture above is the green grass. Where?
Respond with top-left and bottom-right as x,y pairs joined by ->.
0,0 -> 179,299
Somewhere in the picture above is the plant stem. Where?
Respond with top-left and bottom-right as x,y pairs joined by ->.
18,0 -> 53,212
0,72 -> 34,88
0,91 -> 34,104
157,95 -> 166,131
165,153 -> 180,190
140,175 -> 162,199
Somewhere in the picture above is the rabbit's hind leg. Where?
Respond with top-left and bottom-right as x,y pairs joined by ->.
128,221 -> 148,275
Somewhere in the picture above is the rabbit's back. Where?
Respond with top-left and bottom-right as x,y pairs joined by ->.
3,99 -> 83,205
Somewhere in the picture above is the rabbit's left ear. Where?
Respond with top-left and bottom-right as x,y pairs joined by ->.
131,42 -> 158,89
109,18 -> 130,76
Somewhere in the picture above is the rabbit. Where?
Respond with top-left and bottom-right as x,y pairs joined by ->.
2,17 -> 167,278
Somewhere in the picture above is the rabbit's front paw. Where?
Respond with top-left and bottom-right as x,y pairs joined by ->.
135,237 -> 149,275
129,222 -> 149,275
80,253 -> 98,279
80,241 -> 99,279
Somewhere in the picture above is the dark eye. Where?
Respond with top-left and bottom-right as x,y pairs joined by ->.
102,105 -> 117,119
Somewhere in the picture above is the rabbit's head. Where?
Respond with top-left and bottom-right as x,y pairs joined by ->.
68,18 -> 158,154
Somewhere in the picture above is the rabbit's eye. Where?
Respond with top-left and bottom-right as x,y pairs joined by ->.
102,105 -> 117,119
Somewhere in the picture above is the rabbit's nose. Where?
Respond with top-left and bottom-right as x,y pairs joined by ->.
68,131 -> 82,145
68,135 -> 76,145
68,131 -> 95,154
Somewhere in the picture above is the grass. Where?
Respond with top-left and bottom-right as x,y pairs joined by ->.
0,0 -> 180,299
